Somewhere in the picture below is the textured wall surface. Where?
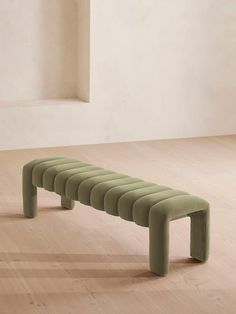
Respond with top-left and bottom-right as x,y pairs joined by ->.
0,0 -> 235,150
0,0 -> 78,100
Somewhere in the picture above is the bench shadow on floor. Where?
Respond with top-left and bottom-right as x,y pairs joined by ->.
0,252 -> 203,279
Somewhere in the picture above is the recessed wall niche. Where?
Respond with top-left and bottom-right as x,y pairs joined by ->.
0,0 -> 90,102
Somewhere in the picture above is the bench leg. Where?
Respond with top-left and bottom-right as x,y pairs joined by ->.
23,170 -> 37,218
149,206 -> 209,276
189,209 -> 210,262
149,215 -> 169,276
61,196 -> 75,210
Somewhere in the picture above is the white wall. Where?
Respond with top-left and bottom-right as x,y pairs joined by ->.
0,0 -> 236,150
0,0 -> 78,100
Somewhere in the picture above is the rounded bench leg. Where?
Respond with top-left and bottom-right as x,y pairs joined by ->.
149,204 -> 210,276
149,214 -> 169,276
61,196 -> 75,210
23,168 -> 37,218
23,165 -> 75,217
189,208 -> 210,262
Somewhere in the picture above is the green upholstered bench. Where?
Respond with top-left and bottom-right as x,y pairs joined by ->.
22,157 -> 210,276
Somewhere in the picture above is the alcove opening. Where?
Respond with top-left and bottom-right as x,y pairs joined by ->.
0,0 -> 90,103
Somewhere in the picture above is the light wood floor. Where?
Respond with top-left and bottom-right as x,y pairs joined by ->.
0,135 -> 236,314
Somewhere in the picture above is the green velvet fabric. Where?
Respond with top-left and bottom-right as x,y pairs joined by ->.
23,157 -> 210,276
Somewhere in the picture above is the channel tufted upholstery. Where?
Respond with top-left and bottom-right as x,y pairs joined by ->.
23,157 -> 210,276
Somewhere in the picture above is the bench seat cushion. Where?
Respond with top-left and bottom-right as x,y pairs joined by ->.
28,157 -> 208,227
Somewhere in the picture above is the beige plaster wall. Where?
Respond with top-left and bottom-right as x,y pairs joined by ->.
0,0 -> 235,150
0,0 -> 78,100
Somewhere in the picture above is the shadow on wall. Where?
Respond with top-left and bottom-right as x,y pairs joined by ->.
40,0 -> 78,98
0,0 -> 78,100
